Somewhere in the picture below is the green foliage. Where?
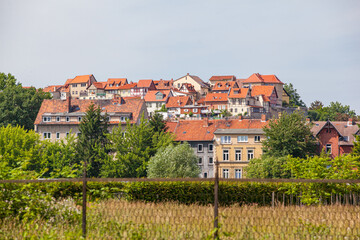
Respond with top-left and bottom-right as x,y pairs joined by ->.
220,109 -> 232,117
0,73 -> 51,130
262,112 -> 316,158
283,83 -> 306,107
149,112 -> 168,132
308,101 -> 356,121
246,155 -> 291,179
147,143 -> 201,178
155,104 -> 167,113
352,134 -> 360,156
76,103 -> 111,178
106,115 -> 175,178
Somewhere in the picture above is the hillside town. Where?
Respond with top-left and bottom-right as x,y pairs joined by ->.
37,73 -> 360,179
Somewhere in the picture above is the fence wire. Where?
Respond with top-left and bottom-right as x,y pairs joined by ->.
1,178 -> 360,239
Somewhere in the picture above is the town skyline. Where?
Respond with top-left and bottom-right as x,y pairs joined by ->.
1,1 -> 359,113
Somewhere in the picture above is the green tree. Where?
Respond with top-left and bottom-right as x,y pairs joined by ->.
147,143 -> 201,178
76,103 -> 110,178
352,133 -> 360,156
308,101 -> 356,121
0,73 -> 51,130
105,115 -> 174,178
245,155 -> 291,179
309,100 -> 324,110
149,112 -> 168,133
283,83 -> 306,107
262,112 -> 316,158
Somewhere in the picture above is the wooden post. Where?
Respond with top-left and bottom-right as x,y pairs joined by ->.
272,192 -> 275,208
82,160 -> 87,239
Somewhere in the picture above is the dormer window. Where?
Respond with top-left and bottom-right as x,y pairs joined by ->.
43,116 -> 51,122
56,116 -> 60,122
109,84 -> 113,87
66,117 -> 70,122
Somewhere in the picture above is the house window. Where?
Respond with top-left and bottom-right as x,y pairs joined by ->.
198,157 -> 202,164
81,83 -> 86,87
193,108 -> 198,113
56,116 -> 60,122
66,132 -> 69,137
254,136 -> 261,142
237,136 -> 248,142
235,169 -> 242,179
120,116 -> 125,122
72,84 -> 77,87
78,116 -> 82,122
198,144 -> 203,152
75,91 -> 78,94
208,144 -> 213,152
204,172 -> 208,178
56,132 -> 60,139
235,150 -> 242,161
209,157 -> 213,164
184,109 -> 189,112
326,144 -> 332,154
66,117 -> 70,122
43,132 -> 51,139
223,149 -> 229,161
223,169 -> 229,179
235,108 -> 238,113
43,116 -> 51,122
221,136 -> 231,144
247,149 -> 254,160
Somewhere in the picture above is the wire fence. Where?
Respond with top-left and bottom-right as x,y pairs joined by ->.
1,177 -> 360,239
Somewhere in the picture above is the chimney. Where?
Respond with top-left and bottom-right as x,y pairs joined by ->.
66,95 -> 72,113
348,118 -> 353,126
261,114 -> 266,122
203,117 -> 209,127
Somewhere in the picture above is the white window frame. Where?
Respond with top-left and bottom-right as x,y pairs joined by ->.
198,157 -> 202,165
235,149 -> 242,161
221,136 -> 231,144
208,157 -> 213,164
223,149 -> 229,161
43,116 -> 51,122
223,169 -> 229,179
247,149 -> 254,160
326,144 -> 332,154
56,116 -> 60,122
235,169 -> 242,179
197,144 -> 203,152
43,132 -> 51,139
237,136 -> 248,142
66,117 -> 70,122
208,144 -> 213,152
203,172 -> 208,178
56,132 -> 60,139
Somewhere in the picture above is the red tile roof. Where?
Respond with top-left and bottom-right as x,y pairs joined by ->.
92,82 -> 106,89
43,85 -> 63,92
209,75 -> 236,81
242,73 -> 283,84
118,83 -> 137,90
228,88 -> 249,98
251,85 -> 276,98
70,75 -> 92,84
137,79 -> 153,88
144,90 -> 171,102
105,78 -> 127,90
34,98 -> 146,125
212,81 -> 238,91
166,96 -> 192,108
166,118 -> 268,141
204,93 -> 228,102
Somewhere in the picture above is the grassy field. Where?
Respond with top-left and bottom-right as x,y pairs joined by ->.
1,199 -> 360,239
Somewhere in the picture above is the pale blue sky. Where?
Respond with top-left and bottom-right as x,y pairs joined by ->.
1,0 -> 359,113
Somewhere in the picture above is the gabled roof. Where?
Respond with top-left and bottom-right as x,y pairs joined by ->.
242,73 -> 284,84
166,96 -> 192,108
118,83 -> 137,90
70,75 -> 93,84
180,83 -> 197,93
105,78 -> 128,89
166,118 -> 268,142
92,82 -> 107,89
137,79 -> 154,88
154,79 -> 174,90
175,74 -> 210,88
311,120 -> 360,145
251,85 -> 277,98
204,93 -> 228,102
144,90 -> 171,102
43,85 -> 63,92
34,98 -> 146,125
228,88 -> 249,99
212,81 -> 238,91
209,75 -> 236,81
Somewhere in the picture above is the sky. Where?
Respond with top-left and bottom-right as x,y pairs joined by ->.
1,0 -> 360,114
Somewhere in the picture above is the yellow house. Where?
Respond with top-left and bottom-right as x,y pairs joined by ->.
213,117 -> 268,178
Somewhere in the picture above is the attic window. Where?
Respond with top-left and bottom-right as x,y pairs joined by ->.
183,131 -> 187,134
116,84 -> 119,87
109,84 -> 113,87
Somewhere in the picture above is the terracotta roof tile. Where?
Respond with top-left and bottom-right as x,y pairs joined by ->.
204,93 -> 228,102
251,85 -> 276,97
105,78 -> 128,90
118,83 -> 137,90
209,75 -> 236,81
144,90 -> 171,102
228,88 -> 249,98
43,85 -> 63,92
137,79 -> 153,88
166,96 -> 192,108
92,82 -> 107,89
212,81 -> 238,91
242,73 -> 283,84
70,75 -> 92,84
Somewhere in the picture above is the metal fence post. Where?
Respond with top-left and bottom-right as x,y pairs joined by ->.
214,160 -> 219,239
82,161 -> 87,239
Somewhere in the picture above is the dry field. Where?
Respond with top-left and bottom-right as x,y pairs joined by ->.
1,199 -> 360,239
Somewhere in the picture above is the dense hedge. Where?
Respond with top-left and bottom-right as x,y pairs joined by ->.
3,181 -> 360,207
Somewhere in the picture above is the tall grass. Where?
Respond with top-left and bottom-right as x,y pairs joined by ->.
1,199 -> 359,239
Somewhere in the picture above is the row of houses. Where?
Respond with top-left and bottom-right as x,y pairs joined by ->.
43,73 -> 293,120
